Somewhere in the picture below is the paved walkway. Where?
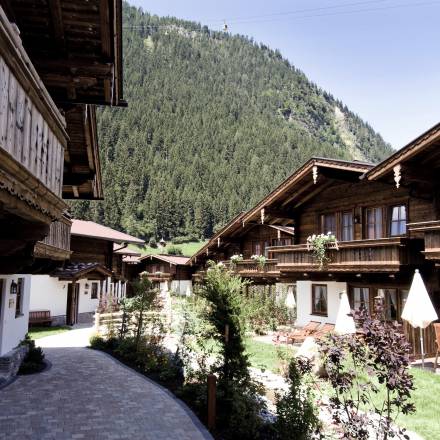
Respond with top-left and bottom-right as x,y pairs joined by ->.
0,327 -> 212,440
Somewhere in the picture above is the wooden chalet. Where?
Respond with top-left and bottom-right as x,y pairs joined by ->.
136,254 -> 192,295
0,1 -> 124,359
190,148 -> 440,357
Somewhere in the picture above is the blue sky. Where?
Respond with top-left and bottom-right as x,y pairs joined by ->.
127,0 -> 440,149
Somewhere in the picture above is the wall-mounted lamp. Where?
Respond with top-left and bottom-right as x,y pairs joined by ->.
10,281 -> 18,295
85,283 -> 90,289
356,273 -> 362,278
354,215 -> 361,224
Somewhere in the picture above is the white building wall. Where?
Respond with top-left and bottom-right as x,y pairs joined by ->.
29,275 -> 67,318
77,279 -> 100,314
0,275 -> 32,356
296,280 -> 347,327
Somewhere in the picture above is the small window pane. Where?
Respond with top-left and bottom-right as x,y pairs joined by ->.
378,288 -> 398,321
390,205 -> 407,236
342,212 -> 353,241
351,287 -> 370,313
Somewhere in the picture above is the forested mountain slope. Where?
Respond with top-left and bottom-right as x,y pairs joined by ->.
70,3 -> 393,240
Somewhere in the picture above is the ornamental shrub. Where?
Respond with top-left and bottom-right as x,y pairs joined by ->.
318,307 -> 415,440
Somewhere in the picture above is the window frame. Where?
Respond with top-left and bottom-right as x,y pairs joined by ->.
15,278 -> 24,318
364,206 -> 385,239
389,204 -> 408,237
349,286 -> 372,313
320,213 -> 337,236
311,284 -> 328,317
341,210 -> 354,242
91,282 -> 99,300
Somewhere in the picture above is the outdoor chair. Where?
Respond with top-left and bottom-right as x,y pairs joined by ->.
288,321 -> 321,344
314,323 -> 335,340
434,323 -> 440,370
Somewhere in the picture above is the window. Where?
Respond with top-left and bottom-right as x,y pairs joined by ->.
341,211 -> 354,241
350,287 -> 370,313
321,213 -> 336,235
15,278 -> 24,318
91,282 -> 98,299
312,284 -> 328,316
365,207 -> 383,239
377,288 -> 398,321
252,241 -> 261,255
264,241 -> 270,257
390,205 -> 407,236
271,237 -> 292,246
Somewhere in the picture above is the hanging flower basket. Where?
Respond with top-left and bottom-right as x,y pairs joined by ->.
306,232 -> 339,269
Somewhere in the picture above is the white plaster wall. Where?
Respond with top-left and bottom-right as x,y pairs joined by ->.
296,280 -> 347,327
171,280 -> 192,296
29,275 -> 67,317
77,279 -> 100,314
0,275 -> 31,356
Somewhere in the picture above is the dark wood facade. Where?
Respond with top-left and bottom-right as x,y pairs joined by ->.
190,147 -> 440,356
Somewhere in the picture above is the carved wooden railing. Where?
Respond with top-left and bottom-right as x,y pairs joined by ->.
0,8 -> 68,220
268,238 -> 416,272
222,259 -> 279,276
408,220 -> 440,261
34,215 -> 72,260
143,271 -> 172,282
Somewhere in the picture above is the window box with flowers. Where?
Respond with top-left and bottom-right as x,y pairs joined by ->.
230,254 -> 243,268
306,232 -> 339,269
251,254 -> 267,270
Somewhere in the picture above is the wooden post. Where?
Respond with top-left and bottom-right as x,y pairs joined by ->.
207,374 -> 216,431
224,324 -> 229,343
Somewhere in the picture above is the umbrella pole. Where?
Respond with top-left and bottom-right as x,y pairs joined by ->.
420,328 -> 425,369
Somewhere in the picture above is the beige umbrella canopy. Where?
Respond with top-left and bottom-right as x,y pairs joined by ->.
402,269 -> 438,367
334,291 -> 356,336
285,289 -> 296,309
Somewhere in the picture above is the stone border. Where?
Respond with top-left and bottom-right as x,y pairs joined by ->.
95,349 -> 213,440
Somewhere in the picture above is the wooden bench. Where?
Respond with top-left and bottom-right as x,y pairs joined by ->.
29,310 -> 52,326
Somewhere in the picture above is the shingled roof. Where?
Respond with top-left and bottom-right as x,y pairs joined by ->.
71,220 -> 145,245
51,262 -> 112,280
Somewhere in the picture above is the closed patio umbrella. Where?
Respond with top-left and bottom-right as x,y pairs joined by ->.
186,285 -> 192,297
401,269 -> 438,368
334,291 -> 356,335
285,289 -> 296,309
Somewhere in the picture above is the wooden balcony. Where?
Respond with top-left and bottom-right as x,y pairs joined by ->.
408,221 -> 440,261
268,238 -> 419,273
0,8 -> 68,223
34,216 -> 72,261
223,259 -> 279,277
144,272 -> 172,282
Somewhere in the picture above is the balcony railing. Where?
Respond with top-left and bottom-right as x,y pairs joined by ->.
0,8 -> 68,220
223,259 -> 279,276
34,216 -> 72,260
408,220 -> 440,261
144,272 -> 172,282
268,238 -> 417,272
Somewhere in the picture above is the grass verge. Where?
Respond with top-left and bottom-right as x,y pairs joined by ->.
28,326 -> 71,340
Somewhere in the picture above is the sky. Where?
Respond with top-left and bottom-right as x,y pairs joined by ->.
127,0 -> 440,149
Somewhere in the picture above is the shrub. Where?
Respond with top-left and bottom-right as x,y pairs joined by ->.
149,237 -> 158,248
18,337 -> 45,375
171,235 -> 199,244
275,357 -> 321,439
89,334 -> 107,350
318,308 -> 415,440
167,245 -> 183,255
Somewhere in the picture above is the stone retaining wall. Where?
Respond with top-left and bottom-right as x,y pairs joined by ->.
0,345 -> 29,386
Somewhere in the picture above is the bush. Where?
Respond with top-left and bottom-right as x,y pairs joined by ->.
167,245 -> 183,255
171,235 -> 199,244
275,357 -> 321,439
89,334 -> 108,350
18,337 -> 45,375
149,237 -> 158,248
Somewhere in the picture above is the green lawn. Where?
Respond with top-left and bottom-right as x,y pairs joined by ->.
244,338 -> 440,440
245,338 -> 295,373
129,240 -> 207,257
28,326 -> 71,340
382,367 -> 440,440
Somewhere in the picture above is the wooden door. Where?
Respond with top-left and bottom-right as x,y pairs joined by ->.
66,282 -> 80,325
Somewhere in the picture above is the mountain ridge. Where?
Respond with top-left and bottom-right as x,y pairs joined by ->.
70,2 -> 393,241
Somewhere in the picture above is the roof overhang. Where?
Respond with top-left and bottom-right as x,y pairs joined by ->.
365,122 -> 440,188
51,262 -> 112,280
3,0 -> 125,107
139,254 -> 190,266
63,105 -> 103,200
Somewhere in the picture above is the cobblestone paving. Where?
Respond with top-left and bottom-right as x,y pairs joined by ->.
0,345 -> 211,440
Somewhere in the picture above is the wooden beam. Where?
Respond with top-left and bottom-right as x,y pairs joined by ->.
280,179 -> 316,207
48,0 -> 66,51
293,180 -> 334,208
100,0 -> 112,58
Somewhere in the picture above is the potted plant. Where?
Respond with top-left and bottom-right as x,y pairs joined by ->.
251,254 -> 267,270
306,232 -> 339,269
